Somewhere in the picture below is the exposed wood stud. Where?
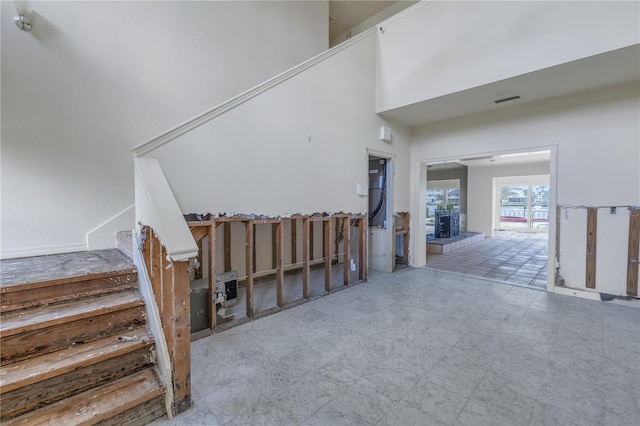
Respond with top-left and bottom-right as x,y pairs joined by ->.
291,219 -> 297,264
586,207 -> 597,289
195,239 -> 203,280
324,220 -> 331,293
170,260 -> 192,414
358,217 -> 367,281
334,218 -> 341,262
276,221 -> 284,309
309,222 -> 314,261
272,223 -> 278,269
224,222 -> 231,273
343,216 -> 350,286
627,209 -> 639,296
208,223 -> 216,331
245,222 -> 254,318
302,217 -> 310,299
152,231 -> 164,316
393,212 -> 410,269
160,246 -> 174,354
403,224 -> 410,266
252,226 -> 257,274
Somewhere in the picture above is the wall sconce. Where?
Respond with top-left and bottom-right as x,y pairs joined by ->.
13,1 -> 32,31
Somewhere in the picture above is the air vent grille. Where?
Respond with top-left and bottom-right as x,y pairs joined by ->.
494,95 -> 521,104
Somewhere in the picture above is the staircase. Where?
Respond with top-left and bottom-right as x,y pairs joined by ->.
0,249 -> 166,425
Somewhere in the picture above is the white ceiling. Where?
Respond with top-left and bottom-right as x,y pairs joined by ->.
380,44 -> 640,127
329,1 -> 399,40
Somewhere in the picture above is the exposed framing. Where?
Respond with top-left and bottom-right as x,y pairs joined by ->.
393,212 -> 410,270
627,209 -> 639,296
556,205 -> 639,297
585,207 -> 597,289
141,227 -> 192,415
184,213 -> 367,335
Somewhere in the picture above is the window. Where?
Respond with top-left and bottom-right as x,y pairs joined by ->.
426,179 -> 460,219
495,176 -> 549,232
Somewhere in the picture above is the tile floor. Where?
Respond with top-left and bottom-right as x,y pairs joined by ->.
425,231 -> 548,289
151,267 -> 640,426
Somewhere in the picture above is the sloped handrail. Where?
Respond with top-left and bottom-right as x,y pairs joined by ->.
134,157 -> 197,261
130,27 -> 376,157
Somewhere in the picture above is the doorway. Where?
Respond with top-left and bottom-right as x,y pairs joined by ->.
418,148 -> 556,291
368,153 -> 394,272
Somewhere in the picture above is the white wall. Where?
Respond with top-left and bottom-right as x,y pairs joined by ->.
376,1 -> 640,112
467,162 -> 550,237
411,82 -> 640,296
148,33 -> 411,219
1,1 -> 327,258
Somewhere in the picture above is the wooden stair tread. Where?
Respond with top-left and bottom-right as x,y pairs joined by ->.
0,268 -> 137,295
0,291 -> 144,336
0,249 -> 135,289
3,367 -> 165,426
0,327 -> 154,393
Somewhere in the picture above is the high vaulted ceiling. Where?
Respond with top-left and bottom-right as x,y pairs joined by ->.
329,1 -> 400,40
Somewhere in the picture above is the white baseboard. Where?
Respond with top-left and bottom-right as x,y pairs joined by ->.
1,243 -> 87,260
552,285 -> 602,301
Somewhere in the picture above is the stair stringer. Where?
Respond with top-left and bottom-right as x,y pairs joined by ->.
132,229 -> 175,419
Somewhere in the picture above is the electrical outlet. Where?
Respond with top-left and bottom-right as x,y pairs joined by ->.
610,207 -> 616,215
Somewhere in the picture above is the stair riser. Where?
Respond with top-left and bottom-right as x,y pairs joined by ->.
1,306 -> 146,366
0,273 -> 138,313
1,345 -> 156,420
95,394 -> 166,426
2,367 -> 165,426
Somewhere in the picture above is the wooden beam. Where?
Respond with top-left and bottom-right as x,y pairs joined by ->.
276,221 -> 284,309
324,220 -> 331,292
160,245 -> 174,354
358,217 -> 367,281
627,209 -> 640,296
334,218 -> 341,262
245,222 -> 254,318
291,218 -> 297,265
224,222 -> 231,273
143,228 -> 162,316
272,223 -> 278,270
186,220 -> 213,226
195,239 -> 203,280
170,260 -> 192,414
586,207 -> 597,289
208,223 -> 216,331
309,221 -> 314,261
152,231 -> 164,316
302,217 -> 310,299
189,226 -> 209,244
252,225 -> 257,274
343,216 -> 350,286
